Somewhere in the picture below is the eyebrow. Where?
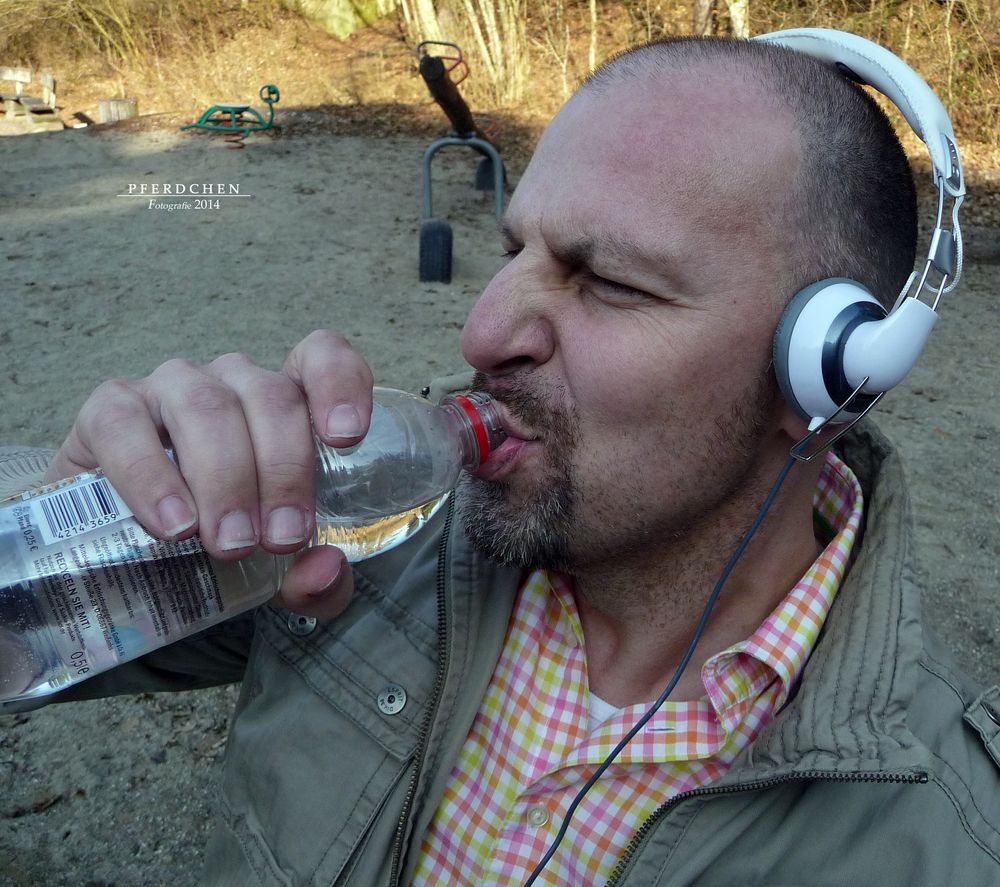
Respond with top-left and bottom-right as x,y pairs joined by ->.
500,217 -> 686,285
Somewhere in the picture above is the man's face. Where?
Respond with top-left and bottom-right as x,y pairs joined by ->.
458,71 -> 802,571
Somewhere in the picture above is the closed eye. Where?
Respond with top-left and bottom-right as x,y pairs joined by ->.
590,274 -> 639,295
497,217 -> 522,261
584,271 -> 651,302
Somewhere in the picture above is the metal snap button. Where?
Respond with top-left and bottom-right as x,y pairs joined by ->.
377,684 -> 407,715
527,804 -> 549,827
287,613 -> 317,637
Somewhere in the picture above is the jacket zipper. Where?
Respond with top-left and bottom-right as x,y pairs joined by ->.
387,497 -> 455,886
604,768 -> 928,886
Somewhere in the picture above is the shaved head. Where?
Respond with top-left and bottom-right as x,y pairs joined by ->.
583,37 -> 919,309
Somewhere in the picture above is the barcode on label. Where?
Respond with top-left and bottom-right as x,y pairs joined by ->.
32,477 -> 133,546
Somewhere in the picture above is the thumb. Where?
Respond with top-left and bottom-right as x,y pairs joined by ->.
273,545 -> 354,620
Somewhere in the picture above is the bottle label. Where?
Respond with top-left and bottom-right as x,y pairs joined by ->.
29,475 -> 131,547
1,473 -> 224,695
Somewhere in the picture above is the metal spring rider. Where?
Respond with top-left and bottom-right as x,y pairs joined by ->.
181,84 -> 281,148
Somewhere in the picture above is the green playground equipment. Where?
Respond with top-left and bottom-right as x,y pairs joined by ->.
182,84 -> 280,146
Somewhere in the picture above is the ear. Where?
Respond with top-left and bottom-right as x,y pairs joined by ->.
772,279 -> 886,425
776,397 -> 813,443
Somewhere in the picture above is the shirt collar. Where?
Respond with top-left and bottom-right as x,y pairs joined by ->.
702,450 -> 865,727
534,450 -> 864,763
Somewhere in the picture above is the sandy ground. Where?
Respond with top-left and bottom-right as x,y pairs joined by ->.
0,116 -> 998,886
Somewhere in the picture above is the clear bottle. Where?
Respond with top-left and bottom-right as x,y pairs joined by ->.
0,387 -> 503,706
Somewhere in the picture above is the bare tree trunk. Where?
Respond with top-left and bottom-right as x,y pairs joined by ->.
532,0 -> 572,97
452,0 -> 527,105
692,0 -> 715,36
457,0 -> 499,84
725,0 -> 749,38
589,0 -> 598,72
399,0 -> 527,106
399,0 -> 443,42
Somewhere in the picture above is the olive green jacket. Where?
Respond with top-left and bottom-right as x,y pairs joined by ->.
2,424 -> 999,886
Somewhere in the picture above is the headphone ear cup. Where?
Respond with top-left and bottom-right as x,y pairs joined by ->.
773,281 -> 824,421
773,278 -> 886,423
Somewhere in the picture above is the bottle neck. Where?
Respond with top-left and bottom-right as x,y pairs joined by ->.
441,392 -> 506,470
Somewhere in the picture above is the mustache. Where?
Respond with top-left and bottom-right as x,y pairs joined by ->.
470,371 -> 566,434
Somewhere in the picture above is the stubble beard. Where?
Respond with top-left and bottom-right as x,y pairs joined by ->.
457,369 -> 779,572
457,375 -> 580,569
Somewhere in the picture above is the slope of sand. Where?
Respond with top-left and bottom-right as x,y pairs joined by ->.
1,119 -> 998,885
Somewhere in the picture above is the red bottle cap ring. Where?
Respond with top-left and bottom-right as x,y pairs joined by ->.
451,393 -> 491,460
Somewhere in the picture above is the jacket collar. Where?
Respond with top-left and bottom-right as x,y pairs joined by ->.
725,421 -> 930,779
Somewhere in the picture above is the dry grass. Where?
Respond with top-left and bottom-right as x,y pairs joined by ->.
0,0 -> 996,165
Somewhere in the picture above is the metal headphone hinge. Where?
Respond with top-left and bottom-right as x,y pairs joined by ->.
790,379 -> 886,462
942,133 -> 964,195
914,257 -> 951,312
928,227 -> 957,278
908,178 -> 963,311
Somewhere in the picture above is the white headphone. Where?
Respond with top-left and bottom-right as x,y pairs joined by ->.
753,29 -> 966,432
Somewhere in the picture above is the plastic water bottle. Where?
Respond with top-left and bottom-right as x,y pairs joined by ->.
0,388 -> 503,706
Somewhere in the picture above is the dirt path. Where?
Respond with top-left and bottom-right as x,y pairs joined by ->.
0,121 -> 997,885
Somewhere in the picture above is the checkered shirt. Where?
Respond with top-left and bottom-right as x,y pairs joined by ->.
412,452 -> 863,886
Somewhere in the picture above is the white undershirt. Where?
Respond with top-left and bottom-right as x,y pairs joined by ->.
588,691 -> 625,728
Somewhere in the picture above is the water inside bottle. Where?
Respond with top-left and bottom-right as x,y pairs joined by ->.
0,517 -> 279,706
0,624 -> 55,703
313,494 -> 449,561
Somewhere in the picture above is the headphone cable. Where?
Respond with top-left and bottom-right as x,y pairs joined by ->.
523,452 -> 799,886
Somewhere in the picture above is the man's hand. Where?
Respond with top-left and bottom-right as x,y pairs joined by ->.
45,330 -> 374,619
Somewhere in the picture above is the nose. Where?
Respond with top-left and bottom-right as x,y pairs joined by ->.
460,258 -> 556,377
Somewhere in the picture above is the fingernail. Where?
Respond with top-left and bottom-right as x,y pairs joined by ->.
326,403 -> 363,438
309,561 -> 344,599
218,510 -> 257,551
158,495 -> 196,538
266,507 -> 307,546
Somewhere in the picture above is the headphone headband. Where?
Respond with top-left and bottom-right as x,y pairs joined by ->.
753,29 -> 964,198
754,28 -> 967,435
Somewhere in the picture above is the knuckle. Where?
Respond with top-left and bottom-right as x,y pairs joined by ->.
249,373 -> 306,415
303,328 -> 351,349
119,450 -> 172,490
89,377 -> 137,404
79,380 -> 144,430
291,330 -> 358,369
296,331 -> 373,384
348,358 -> 375,388
153,357 -> 199,379
199,461 -> 248,491
210,352 -> 255,373
261,457 -> 314,496
176,380 -> 240,417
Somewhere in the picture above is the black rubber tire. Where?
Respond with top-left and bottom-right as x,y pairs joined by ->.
474,156 -> 506,192
419,219 -> 453,283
